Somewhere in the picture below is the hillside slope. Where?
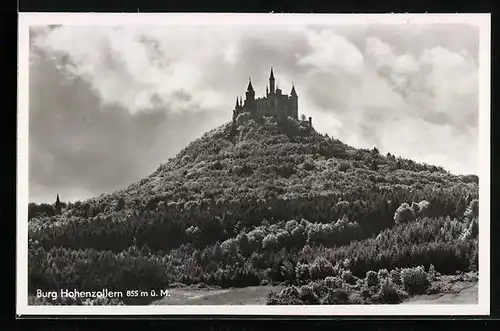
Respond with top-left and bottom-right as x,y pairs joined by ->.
28,114 -> 479,305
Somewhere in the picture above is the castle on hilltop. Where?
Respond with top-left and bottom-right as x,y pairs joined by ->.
232,68 -> 311,125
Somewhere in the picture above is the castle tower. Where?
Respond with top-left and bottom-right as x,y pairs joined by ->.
245,78 -> 255,113
269,67 -> 275,94
290,84 -> 298,119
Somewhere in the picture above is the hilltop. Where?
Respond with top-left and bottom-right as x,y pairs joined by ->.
28,114 -> 479,305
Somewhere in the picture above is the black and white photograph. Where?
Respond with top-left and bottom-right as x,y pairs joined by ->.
17,13 -> 490,315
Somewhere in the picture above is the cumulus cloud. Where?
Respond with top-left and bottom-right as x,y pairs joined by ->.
299,28 -> 478,176
298,29 -> 364,74
28,23 -> 480,203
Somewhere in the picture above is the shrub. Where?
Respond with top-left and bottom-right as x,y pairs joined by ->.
394,203 -> 415,224
299,284 -> 319,304
355,278 -> 365,289
324,276 -> 343,290
311,281 -> 329,298
266,291 -> 281,305
309,257 -> 334,280
377,269 -> 389,282
262,234 -> 278,250
366,270 -> 378,287
342,270 -> 356,285
390,268 -> 402,286
411,202 -> 420,218
428,264 -> 437,281
360,288 -> 371,299
401,266 -> 430,295
295,262 -> 310,283
374,280 -> 403,304
417,200 -> 431,218
320,289 -> 350,304
267,286 -> 304,305
337,161 -> 351,172
116,198 -> 126,211
302,161 -> 315,171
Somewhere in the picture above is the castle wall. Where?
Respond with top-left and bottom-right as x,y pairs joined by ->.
233,71 -> 300,122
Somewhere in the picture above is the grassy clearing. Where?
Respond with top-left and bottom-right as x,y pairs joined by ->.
149,272 -> 478,305
403,272 -> 478,304
151,285 -> 285,305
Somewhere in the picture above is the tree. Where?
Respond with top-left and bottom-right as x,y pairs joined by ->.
464,199 -> 479,221
237,232 -> 252,257
54,194 -> 62,215
394,203 -> 414,224
116,198 -> 126,211
417,200 -> 431,218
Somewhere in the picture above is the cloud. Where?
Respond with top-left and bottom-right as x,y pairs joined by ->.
363,37 -> 479,129
29,38 -> 226,203
28,23 -> 480,202
298,29 -> 364,74
298,29 -> 478,177
33,26 -> 240,115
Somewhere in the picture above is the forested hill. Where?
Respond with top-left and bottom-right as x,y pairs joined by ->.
28,114 -> 479,305
29,114 -> 478,253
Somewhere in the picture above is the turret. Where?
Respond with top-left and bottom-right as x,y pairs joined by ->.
269,67 -> 275,94
246,78 -> 255,98
290,84 -> 298,119
245,78 -> 255,112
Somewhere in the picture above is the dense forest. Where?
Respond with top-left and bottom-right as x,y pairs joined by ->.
28,114 -> 479,305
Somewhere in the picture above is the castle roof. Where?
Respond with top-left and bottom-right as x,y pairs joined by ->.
247,79 -> 254,93
291,85 -> 297,97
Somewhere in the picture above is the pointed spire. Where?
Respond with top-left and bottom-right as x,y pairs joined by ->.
291,84 -> 297,97
247,77 -> 254,93
270,66 -> 274,79
235,97 -> 239,108
56,193 -> 60,204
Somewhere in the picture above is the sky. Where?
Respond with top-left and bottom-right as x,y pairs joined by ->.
28,22 -> 481,203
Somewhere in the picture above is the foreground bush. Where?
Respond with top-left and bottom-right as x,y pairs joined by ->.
372,280 -> 407,304
267,265 -> 434,305
400,266 -> 431,295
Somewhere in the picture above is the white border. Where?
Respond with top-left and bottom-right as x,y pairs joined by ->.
17,13 -> 491,316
